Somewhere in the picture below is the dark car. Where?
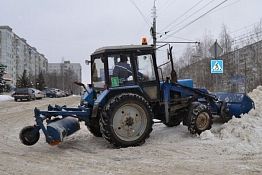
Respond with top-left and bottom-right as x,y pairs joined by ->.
43,89 -> 57,98
13,88 -> 36,101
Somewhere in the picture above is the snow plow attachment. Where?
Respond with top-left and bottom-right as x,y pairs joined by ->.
19,105 -> 91,146
213,92 -> 255,121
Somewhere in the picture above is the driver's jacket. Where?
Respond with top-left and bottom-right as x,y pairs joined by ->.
113,62 -> 132,80
113,62 -> 143,80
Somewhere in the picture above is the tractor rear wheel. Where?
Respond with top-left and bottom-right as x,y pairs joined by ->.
86,116 -> 102,137
100,93 -> 153,147
188,102 -> 212,134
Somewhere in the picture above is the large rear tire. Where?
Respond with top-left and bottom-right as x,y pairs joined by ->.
100,93 -> 153,148
86,116 -> 102,137
188,102 -> 212,134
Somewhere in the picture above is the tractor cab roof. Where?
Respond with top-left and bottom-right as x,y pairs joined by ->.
91,45 -> 154,56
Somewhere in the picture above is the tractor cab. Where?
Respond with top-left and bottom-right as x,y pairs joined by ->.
90,45 -> 160,101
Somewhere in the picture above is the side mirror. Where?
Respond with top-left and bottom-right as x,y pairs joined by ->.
74,81 -> 88,91
74,81 -> 85,87
85,60 -> 91,65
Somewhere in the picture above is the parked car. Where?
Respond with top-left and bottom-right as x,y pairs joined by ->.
32,88 -> 45,99
43,89 -> 57,98
64,90 -> 73,96
53,89 -> 64,98
13,88 -> 36,101
60,90 -> 66,97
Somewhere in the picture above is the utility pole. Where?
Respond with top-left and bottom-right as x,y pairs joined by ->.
152,0 -> 157,50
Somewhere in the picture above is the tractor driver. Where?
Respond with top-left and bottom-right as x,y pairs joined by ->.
113,55 -> 132,81
113,55 -> 143,83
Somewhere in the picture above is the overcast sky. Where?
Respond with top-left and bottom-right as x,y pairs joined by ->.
1,0 -> 261,83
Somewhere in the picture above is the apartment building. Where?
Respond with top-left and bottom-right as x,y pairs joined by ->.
48,61 -> 81,81
48,61 -> 82,94
0,26 -> 48,85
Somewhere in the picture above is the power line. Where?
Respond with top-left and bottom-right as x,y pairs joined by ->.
160,0 -> 205,33
160,0 -> 216,39
129,0 -> 152,27
162,0 -> 230,40
231,30 -> 262,48
158,0 -> 172,11
209,0 -> 241,16
157,0 -> 176,16
232,31 -> 262,42
167,35 -> 195,41
230,21 -> 261,35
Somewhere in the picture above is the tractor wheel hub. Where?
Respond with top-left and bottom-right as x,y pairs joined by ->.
125,117 -> 134,126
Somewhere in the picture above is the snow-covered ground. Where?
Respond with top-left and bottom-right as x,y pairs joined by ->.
0,87 -> 261,175
0,95 -> 13,102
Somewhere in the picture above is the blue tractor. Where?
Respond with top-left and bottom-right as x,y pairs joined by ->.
20,45 -> 254,147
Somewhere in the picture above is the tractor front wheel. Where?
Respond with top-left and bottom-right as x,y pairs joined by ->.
100,93 -> 153,147
188,102 -> 212,134
220,102 -> 232,123
19,126 -> 40,146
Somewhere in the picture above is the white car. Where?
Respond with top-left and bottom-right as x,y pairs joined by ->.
32,88 -> 45,99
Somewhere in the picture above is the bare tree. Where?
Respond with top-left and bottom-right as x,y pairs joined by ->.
198,31 -> 214,58
182,44 -> 194,65
253,19 -> 262,41
219,24 -> 232,53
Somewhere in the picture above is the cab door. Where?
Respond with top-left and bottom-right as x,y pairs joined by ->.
133,52 -> 160,102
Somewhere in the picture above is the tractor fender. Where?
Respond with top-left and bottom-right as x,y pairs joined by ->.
91,86 -> 147,118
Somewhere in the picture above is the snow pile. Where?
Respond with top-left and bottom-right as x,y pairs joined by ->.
0,95 -> 13,102
219,116 -> 261,141
212,86 -> 262,153
200,130 -> 214,140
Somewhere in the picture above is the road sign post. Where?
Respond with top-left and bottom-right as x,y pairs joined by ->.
209,40 -> 223,59
209,40 -> 223,91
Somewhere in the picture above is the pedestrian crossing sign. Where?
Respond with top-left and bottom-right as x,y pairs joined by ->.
211,59 -> 223,74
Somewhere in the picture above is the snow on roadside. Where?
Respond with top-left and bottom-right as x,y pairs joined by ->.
0,95 -> 14,102
200,130 -> 214,140
201,86 -> 262,154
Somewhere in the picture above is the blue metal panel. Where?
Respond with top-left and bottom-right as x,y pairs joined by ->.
82,88 -> 95,106
91,89 -> 109,118
177,79 -> 193,88
213,92 -> 254,117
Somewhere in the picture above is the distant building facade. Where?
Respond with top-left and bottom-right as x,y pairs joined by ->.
48,61 -> 82,94
0,26 -> 48,85
48,61 -> 81,81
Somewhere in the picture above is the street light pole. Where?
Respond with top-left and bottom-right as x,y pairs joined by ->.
152,0 -> 157,50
